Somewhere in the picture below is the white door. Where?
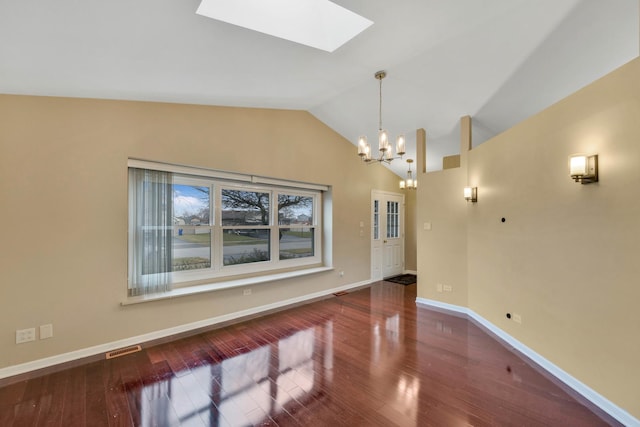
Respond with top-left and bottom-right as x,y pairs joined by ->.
371,191 -> 404,280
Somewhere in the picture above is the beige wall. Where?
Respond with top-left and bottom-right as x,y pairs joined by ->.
0,95 -> 404,369
417,57 -> 640,418
416,166 -> 469,307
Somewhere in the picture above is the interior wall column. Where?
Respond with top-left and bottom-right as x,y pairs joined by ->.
417,128 -> 426,174
460,115 -> 472,170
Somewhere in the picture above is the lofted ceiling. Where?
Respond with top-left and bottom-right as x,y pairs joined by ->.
0,0 -> 637,176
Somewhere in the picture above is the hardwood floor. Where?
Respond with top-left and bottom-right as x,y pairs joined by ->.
0,282 -> 620,426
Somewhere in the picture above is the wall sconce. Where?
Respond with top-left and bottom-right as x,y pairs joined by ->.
569,154 -> 598,184
464,186 -> 477,202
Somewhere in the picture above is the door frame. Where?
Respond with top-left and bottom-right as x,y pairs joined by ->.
371,189 -> 405,281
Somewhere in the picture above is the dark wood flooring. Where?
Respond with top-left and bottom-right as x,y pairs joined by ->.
0,282 -> 621,426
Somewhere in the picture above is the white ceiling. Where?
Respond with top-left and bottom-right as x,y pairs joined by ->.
1,0 -> 637,176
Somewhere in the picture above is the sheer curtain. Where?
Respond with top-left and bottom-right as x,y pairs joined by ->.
129,168 -> 173,296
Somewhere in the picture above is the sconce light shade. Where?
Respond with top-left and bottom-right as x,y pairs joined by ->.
464,186 -> 477,202
569,154 -> 598,184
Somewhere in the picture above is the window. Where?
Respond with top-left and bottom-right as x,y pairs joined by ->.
221,189 -> 271,266
173,180 -> 212,272
278,194 -> 314,260
128,161 -> 325,296
386,200 -> 399,238
373,199 -> 379,240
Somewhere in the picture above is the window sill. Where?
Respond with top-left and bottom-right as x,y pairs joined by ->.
121,266 -> 334,306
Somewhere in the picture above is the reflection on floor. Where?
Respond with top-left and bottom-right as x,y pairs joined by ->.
134,323 -> 328,426
0,282 -> 621,426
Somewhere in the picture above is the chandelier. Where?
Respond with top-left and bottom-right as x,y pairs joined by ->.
357,71 -> 405,163
399,159 -> 417,190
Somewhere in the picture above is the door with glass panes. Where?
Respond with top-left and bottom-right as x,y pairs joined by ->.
371,191 -> 404,280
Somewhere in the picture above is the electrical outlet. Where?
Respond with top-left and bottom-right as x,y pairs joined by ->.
243,289 -> 252,296
339,271 -> 344,277
443,284 -> 453,292
437,283 -> 443,292
40,324 -> 54,339
16,328 -> 36,344
513,314 -> 522,324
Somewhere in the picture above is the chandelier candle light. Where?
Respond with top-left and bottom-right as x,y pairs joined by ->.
358,71 -> 406,163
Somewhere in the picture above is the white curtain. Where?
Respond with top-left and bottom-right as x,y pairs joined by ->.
129,168 -> 173,296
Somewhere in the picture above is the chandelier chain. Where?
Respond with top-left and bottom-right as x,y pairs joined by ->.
378,76 -> 383,131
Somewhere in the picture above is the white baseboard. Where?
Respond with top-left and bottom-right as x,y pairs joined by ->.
403,270 -> 417,275
415,297 -> 639,427
0,279 -> 372,381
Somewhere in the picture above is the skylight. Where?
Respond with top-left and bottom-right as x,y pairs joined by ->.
196,0 -> 373,52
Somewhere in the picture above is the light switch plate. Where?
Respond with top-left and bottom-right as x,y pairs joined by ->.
40,324 -> 54,339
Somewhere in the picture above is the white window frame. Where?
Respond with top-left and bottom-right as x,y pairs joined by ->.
128,160 -> 325,292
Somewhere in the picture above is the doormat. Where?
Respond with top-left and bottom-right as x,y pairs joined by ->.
384,274 -> 417,285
